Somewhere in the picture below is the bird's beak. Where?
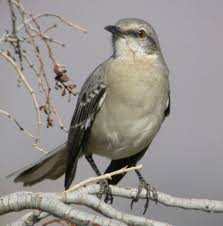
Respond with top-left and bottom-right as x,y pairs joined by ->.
104,25 -> 124,37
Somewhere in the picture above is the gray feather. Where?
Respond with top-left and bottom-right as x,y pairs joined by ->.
8,144 -> 67,186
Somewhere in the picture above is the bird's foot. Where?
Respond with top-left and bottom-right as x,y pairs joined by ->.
97,179 -> 113,204
131,178 -> 158,214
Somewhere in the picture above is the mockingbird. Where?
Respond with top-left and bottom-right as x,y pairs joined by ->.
12,18 -> 170,209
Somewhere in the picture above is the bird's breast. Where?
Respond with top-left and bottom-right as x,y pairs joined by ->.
83,57 -> 169,159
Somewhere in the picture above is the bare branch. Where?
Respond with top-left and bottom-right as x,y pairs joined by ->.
8,211 -> 49,226
94,186 -> 223,213
2,192 -> 127,226
1,191 -> 170,226
3,183 -> 223,226
2,164 -> 223,226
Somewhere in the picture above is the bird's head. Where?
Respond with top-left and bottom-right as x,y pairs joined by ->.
105,18 -> 160,59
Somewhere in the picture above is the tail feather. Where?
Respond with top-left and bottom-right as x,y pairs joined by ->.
8,143 -> 67,186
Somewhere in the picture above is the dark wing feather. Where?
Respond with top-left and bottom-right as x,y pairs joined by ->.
64,79 -> 106,189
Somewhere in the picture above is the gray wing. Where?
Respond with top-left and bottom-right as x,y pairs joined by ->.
65,66 -> 107,189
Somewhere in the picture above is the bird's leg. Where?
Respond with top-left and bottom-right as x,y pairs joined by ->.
85,155 -> 113,203
131,169 -> 158,214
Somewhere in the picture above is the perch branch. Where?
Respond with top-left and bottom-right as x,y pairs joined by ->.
2,164 -> 223,226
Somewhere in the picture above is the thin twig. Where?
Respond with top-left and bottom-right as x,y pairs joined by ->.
16,12 -> 87,33
1,0 -> 81,140
0,50 -> 42,140
51,103 -> 68,132
66,164 -> 143,192
0,109 -> 34,138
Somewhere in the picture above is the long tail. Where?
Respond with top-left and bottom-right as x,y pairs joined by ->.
8,143 -> 67,186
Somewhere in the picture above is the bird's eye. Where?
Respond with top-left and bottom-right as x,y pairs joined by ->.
138,29 -> 146,39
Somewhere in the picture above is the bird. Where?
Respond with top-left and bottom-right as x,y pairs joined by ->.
11,18 -> 170,209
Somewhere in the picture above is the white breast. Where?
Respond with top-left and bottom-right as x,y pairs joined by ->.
84,56 -> 169,159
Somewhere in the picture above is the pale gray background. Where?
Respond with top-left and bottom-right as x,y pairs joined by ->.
0,0 -> 223,225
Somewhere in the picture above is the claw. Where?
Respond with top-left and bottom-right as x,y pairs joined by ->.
130,197 -> 137,210
97,179 -> 113,204
131,178 -> 158,214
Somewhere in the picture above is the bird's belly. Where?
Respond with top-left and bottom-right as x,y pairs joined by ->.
105,114 -> 162,159
84,109 -> 163,159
